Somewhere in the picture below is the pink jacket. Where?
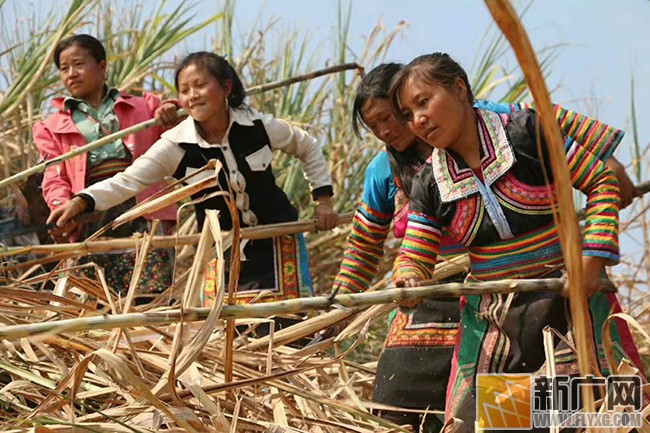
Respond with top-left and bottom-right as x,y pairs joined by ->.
33,92 -> 177,222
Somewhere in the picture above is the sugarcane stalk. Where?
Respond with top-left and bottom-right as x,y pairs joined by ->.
245,63 -> 363,95
246,276 -> 392,350
3,179 -> 645,259
0,109 -> 187,191
224,194 -> 241,383
0,277 -> 615,341
0,211 -> 354,260
485,0 -> 595,416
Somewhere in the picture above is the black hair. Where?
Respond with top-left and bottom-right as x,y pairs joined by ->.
352,63 -> 424,197
386,143 -> 425,198
53,34 -> 106,70
389,52 -> 474,123
351,63 -> 403,138
174,51 -> 246,108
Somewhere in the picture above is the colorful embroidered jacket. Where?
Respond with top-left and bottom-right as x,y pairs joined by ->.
393,109 -> 620,283
334,101 -> 623,294
333,152 -> 395,294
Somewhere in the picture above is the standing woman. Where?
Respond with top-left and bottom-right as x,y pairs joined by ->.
34,34 -> 178,301
389,53 -> 645,432
48,51 -> 338,307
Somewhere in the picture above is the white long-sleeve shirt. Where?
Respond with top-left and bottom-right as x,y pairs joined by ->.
82,106 -> 333,214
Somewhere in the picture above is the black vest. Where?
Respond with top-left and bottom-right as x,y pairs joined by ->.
172,119 -> 298,229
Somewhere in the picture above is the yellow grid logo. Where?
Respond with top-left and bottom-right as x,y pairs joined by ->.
476,374 -> 532,430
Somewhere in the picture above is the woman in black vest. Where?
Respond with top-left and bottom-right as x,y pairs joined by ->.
48,51 -> 338,308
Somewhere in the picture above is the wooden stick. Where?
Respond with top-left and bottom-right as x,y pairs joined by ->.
0,277 -> 616,341
485,0 -> 595,415
0,212 -> 354,259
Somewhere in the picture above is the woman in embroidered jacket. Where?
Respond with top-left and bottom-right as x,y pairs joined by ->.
384,53 -> 644,432
334,62 -> 641,432
34,34 -> 178,300
49,51 -> 338,307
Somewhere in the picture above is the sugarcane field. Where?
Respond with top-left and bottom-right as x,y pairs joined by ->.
0,1 -> 649,432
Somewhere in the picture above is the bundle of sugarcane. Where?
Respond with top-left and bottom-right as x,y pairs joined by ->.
0,240 -> 646,432
0,199 -> 452,433
0,208 -> 411,433
0,292 -> 407,432
0,197 -> 648,432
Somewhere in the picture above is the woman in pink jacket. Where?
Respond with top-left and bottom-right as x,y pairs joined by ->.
33,34 -> 177,302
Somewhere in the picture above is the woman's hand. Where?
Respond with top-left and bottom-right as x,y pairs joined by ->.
562,256 -> 606,298
46,197 -> 87,242
582,255 -> 606,297
606,156 -> 640,209
394,277 -> 422,308
49,221 -> 79,243
314,196 -> 338,230
154,102 -> 181,128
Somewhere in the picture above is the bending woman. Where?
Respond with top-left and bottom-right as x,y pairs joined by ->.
334,62 -> 640,433
389,52 -> 645,432
334,63 -> 461,432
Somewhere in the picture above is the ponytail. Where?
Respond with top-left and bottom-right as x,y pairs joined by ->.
225,63 -> 245,108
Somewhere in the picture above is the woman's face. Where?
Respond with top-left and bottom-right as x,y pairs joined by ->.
177,64 -> 232,125
397,76 -> 468,151
58,45 -> 106,100
361,98 -> 415,152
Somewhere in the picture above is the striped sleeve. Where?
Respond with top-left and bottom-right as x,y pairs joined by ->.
564,138 -> 620,264
520,108 -> 620,264
332,153 -> 395,294
393,211 -> 442,282
333,203 -> 392,294
393,168 -> 441,282
514,102 -> 624,161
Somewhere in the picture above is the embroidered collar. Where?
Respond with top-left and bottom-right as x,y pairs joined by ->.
161,106 -> 257,147
431,109 -> 514,203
